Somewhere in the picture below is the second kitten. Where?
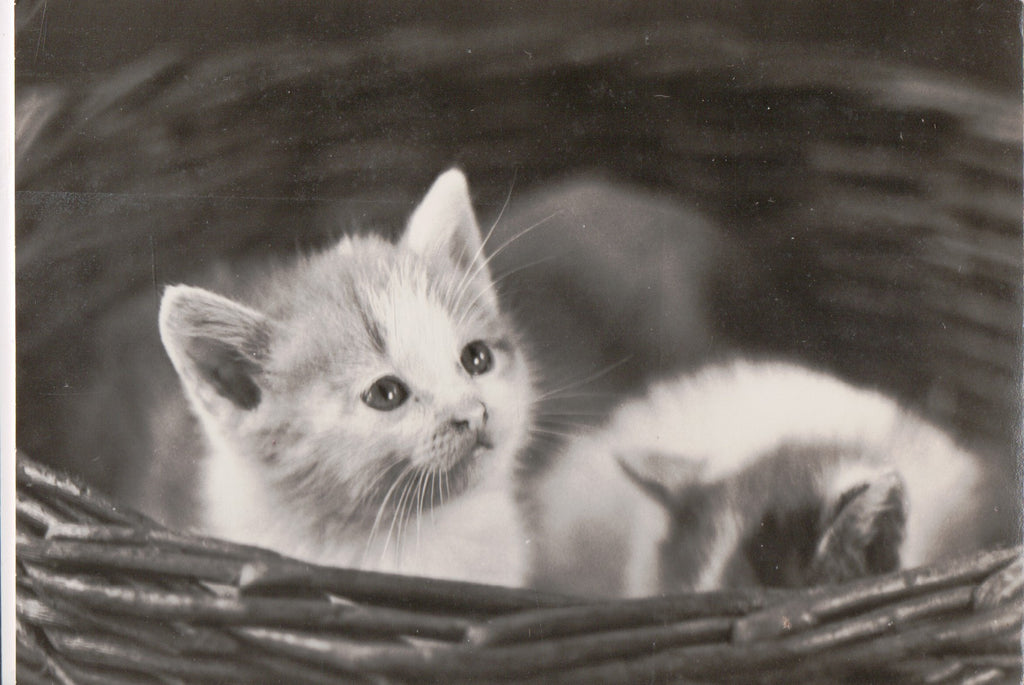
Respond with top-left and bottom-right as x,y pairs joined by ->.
527,359 -> 994,597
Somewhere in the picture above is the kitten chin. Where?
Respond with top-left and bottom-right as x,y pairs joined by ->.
527,359 -> 1006,598
156,169 -> 536,586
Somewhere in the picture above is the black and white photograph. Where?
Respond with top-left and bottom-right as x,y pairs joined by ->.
11,2 -> 1023,682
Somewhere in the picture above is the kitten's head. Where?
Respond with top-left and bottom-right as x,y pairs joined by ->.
159,170 -> 533,538
619,444 -> 907,592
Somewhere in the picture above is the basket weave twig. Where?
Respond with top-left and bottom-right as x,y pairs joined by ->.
16,456 -> 1023,684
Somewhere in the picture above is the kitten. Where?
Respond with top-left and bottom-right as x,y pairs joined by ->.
528,359 -> 994,597
157,170 -> 534,586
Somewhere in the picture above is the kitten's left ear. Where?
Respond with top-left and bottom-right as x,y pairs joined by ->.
159,285 -> 272,414
403,170 -> 496,304
617,451 -> 705,512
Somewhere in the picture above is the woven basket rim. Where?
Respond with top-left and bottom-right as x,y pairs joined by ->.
16,454 -> 1023,684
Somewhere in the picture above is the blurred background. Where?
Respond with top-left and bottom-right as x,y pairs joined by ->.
14,2 -> 1022,532
16,1 -> 1020,88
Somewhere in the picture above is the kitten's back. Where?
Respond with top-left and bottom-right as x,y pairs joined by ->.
528,360 -> 1001,597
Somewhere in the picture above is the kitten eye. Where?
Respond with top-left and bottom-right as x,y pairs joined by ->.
460,340 -> 493,376
362,376 -> 409,411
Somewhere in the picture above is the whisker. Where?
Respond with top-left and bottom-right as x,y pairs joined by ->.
450,210 -> 566,315
454,254 -> 557,329
365,464 -> 414,539
399,471 -> 423,554
485,210 -> 566,266
490,255 -> 558,291
532,356 -> 633,403
403,469 -> 426,554
527,433 -> 570,445
534,412 -> 595,423
529,426 -> 581,440
384,473 -> 418,563
446,169 -> 520,310
532,391 -> 621,403
415,468 -> 428,545
377,468 -> 417,563
481,168 -> 518,253
426,467 -> 438,524
533,421 -> 591,434
538,410 -> 607,418
353,457 -> 407,510
449,170 -> 518,306
364,463 -> 416,565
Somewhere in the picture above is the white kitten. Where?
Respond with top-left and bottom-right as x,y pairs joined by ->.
158,170 -> 534,586
528,359 -> 989,597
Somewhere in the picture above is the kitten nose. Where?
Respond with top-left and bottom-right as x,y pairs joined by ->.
449,401 -> 488,433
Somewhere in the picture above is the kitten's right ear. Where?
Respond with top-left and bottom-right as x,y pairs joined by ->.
617,451 -> 704,512
810,470 -> 907,583
159,285 -> 272,412
402,169 -> 495,275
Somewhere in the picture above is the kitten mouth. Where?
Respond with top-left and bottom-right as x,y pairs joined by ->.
447,432 -> 493,474
360,432 -> 495,523
428,432 -> 494,500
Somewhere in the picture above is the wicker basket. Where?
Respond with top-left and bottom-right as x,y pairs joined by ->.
16,456 -> 1023,684
16,8 -> 1023,684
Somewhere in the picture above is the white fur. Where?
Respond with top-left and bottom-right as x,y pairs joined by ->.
532,359 -> 983,596
366,473 -> 524,584
533,425 -> 669,597
692,510 -> 743,592
201,439 -> 525,585
605,361 -> 901,480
